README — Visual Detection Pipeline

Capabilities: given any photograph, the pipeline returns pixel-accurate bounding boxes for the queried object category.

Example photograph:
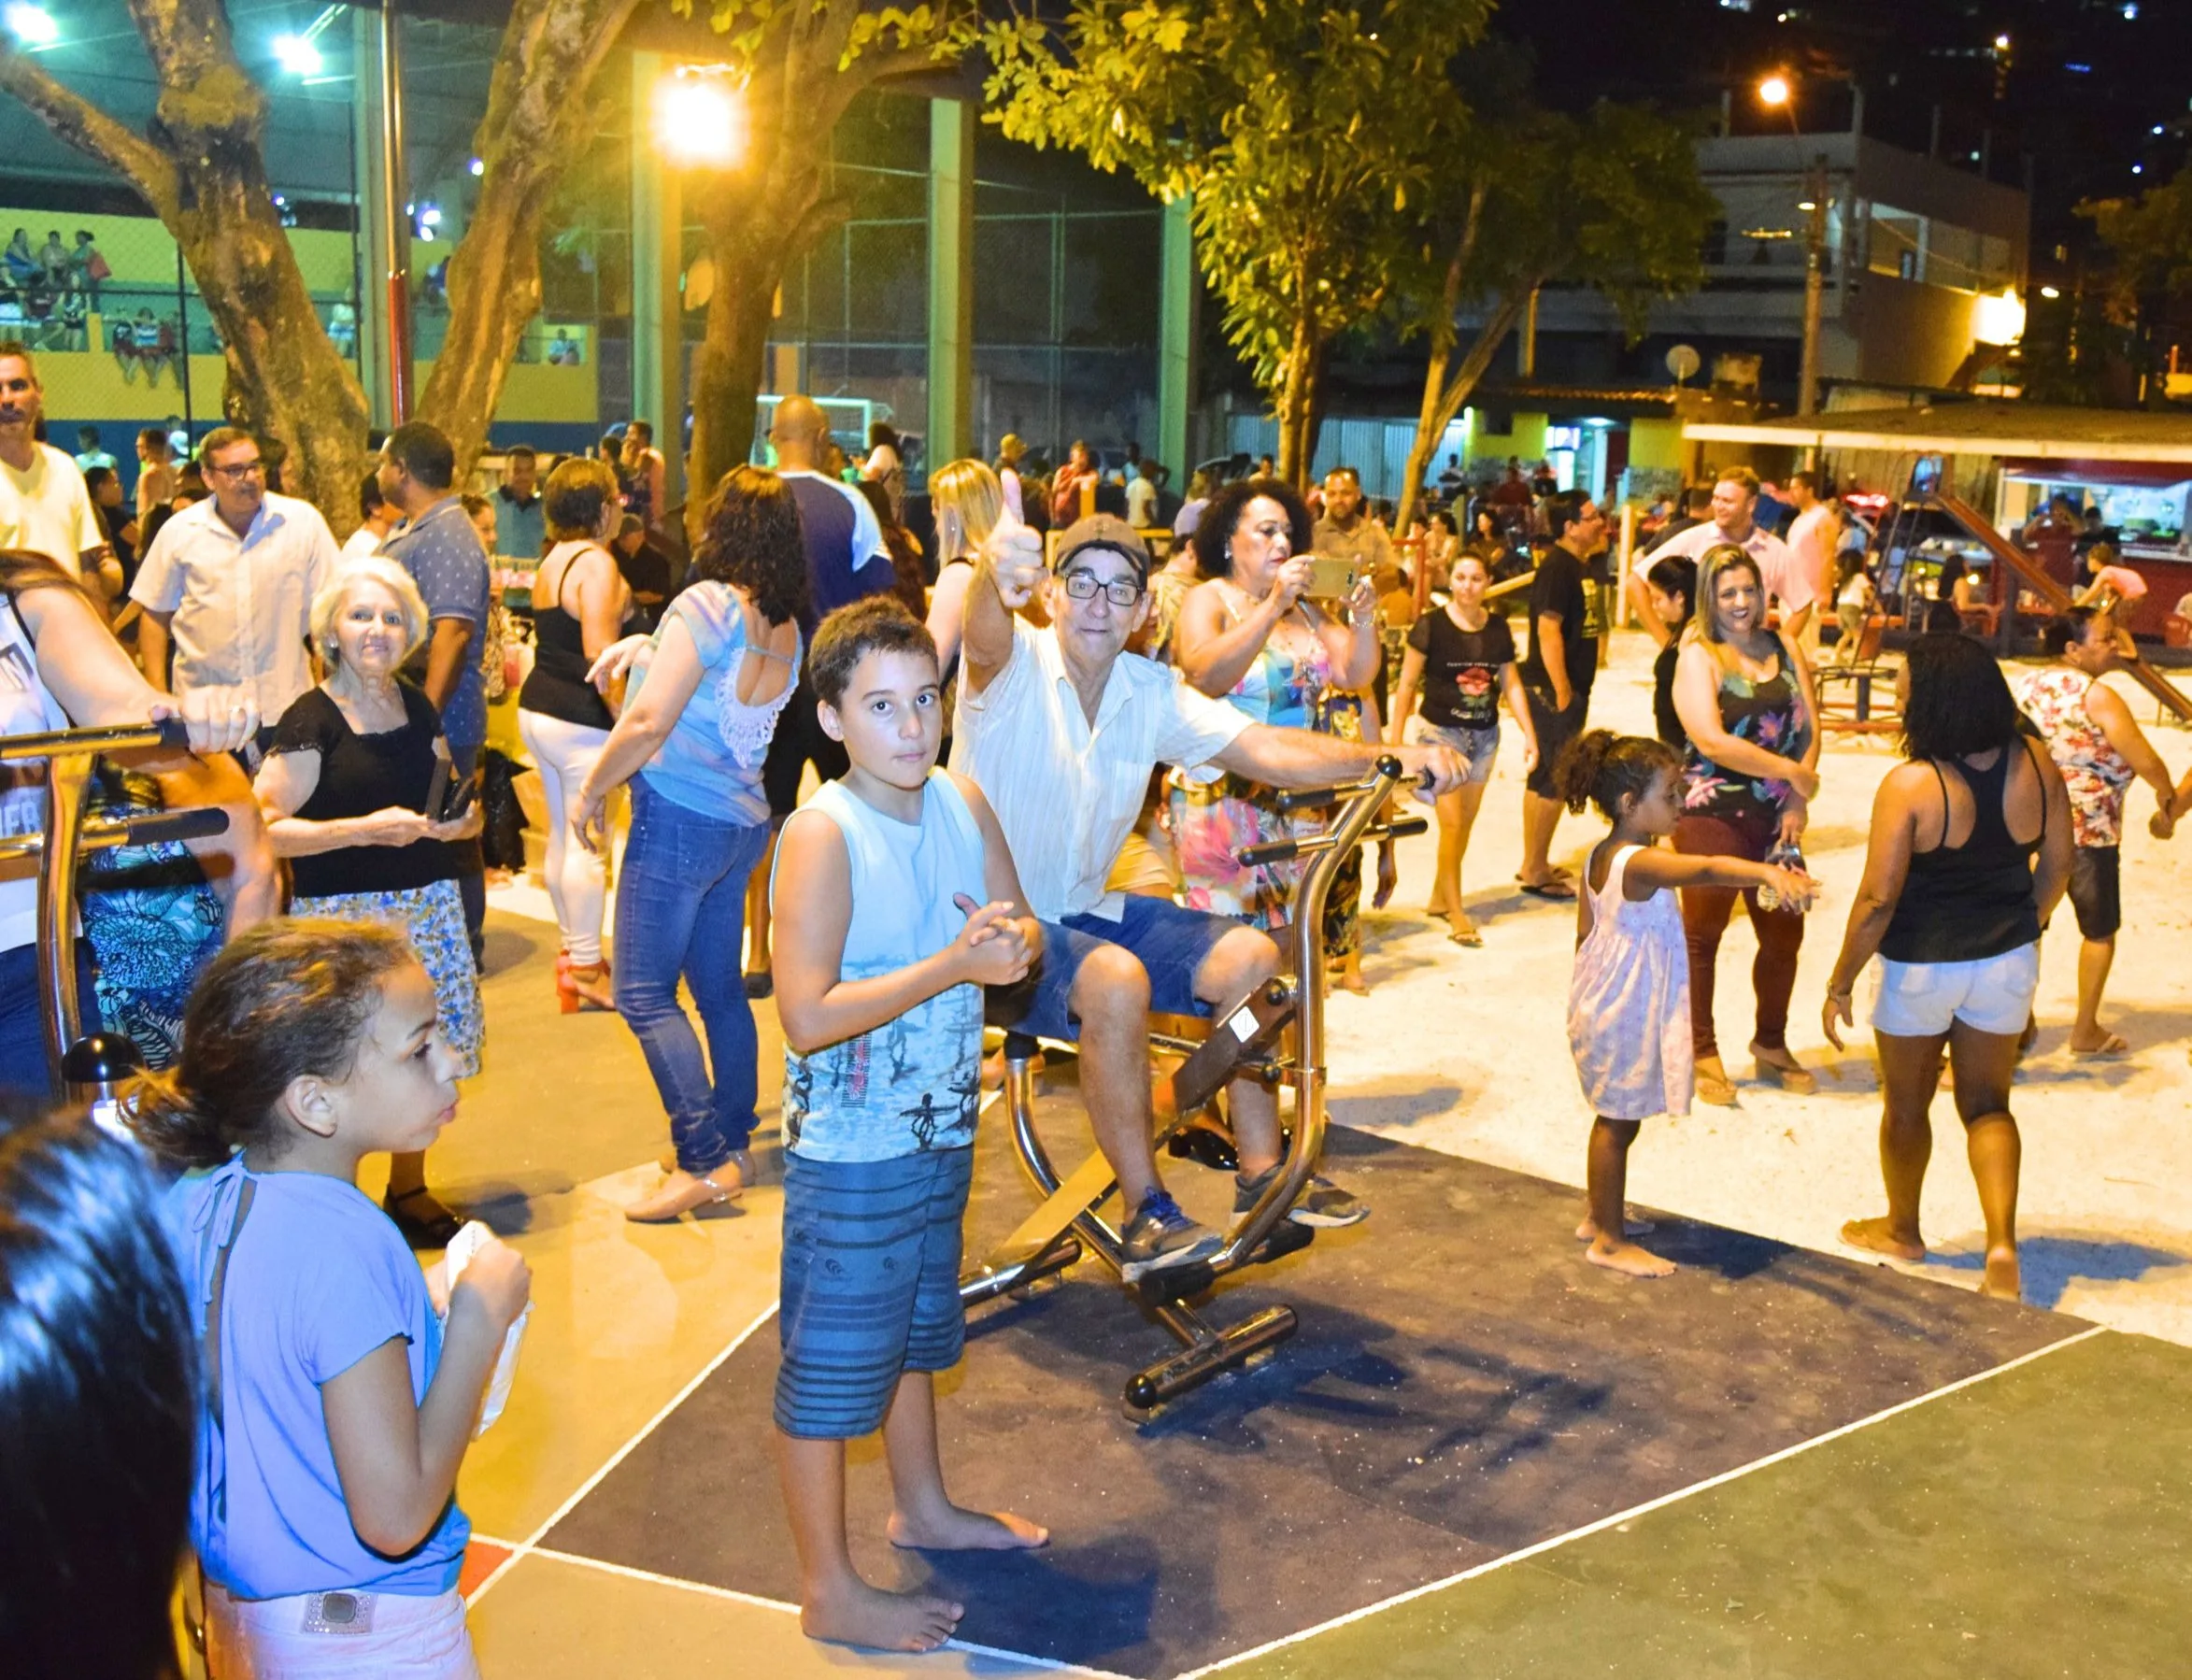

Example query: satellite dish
[1666,344,1701,385]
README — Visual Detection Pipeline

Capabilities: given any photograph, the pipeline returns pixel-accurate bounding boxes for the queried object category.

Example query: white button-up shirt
[1638,518,1815,617]
[129,491,340,719]
[952,619,1250,923]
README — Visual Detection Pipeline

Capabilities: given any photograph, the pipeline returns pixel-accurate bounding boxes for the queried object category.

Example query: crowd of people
[2,337,2186,1673]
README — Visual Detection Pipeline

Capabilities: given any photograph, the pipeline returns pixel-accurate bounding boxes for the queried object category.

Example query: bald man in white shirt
[1631,466,1815,648]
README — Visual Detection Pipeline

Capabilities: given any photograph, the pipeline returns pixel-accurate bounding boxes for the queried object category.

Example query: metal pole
[1799,154,1827,418]
[379,0,411,423]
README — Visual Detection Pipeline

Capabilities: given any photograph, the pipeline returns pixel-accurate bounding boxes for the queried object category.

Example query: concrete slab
[1207,1328,2192,1680]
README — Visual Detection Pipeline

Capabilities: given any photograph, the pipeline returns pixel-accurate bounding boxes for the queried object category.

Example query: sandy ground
[490,627,2192,1344]
[1317,629,2192,1345]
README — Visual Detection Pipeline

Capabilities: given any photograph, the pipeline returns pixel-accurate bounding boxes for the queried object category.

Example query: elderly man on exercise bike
[954,514,1464,1280]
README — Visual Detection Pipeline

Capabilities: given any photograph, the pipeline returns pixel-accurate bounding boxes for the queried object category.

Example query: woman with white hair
[253,555,484,1248]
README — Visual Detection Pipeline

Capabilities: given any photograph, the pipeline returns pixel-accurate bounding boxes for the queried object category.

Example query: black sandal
[382,1186,463,1249]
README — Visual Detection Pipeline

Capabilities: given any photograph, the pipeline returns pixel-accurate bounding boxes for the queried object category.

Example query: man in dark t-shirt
[747,393,896,993]
[1518,490,1610,897]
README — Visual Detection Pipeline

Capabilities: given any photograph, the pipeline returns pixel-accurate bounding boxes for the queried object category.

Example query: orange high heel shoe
[555,954,616,1013]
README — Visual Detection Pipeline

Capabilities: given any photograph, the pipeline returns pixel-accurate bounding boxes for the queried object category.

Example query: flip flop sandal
[2071,1034,2129,1059]
[1518,879,1575,901]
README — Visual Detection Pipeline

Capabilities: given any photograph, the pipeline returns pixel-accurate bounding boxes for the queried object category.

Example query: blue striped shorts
[775,1146,975,1439]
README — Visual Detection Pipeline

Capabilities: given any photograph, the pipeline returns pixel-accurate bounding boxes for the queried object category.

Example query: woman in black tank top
[1822,634,2073,1303]
[515,459,633,1011]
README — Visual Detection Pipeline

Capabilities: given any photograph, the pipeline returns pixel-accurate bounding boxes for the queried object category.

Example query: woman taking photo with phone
[1172,477,1381,937]
[254,557,484,1248]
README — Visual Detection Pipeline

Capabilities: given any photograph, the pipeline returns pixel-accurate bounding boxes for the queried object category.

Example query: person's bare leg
[2070,934,2120,1051]
[1842,1029,1945,1260]
[1193,927,1285,1177]
[1584,1118,1672,1277]
[1443,784,1489,939]
[745,820,783,978]
[1518,790,1564,888]
[1426,788,1463,916]
[1945,1018,2024,1300]
[1069,946,1160,1207]
[775,1430,963,1653]
[882,1373,1048,1552]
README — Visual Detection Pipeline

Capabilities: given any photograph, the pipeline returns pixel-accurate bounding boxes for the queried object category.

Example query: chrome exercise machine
[0,717,229,1100]
[961,757,1428,1411]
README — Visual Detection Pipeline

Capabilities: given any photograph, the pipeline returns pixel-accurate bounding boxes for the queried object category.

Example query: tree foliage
[980,0,1492,485]
[1389,90,1714,531]
[2082,166,2192,320]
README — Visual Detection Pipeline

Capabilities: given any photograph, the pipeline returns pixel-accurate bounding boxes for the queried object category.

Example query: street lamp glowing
[5,4,57,45]
[273,34,322,76]
[652,68,746,168]
[2040,286,2061,299]
[1758,74,1792,107]
[1973,289,2027,347]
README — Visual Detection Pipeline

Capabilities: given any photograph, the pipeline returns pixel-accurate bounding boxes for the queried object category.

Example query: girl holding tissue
[129,919,532,1679]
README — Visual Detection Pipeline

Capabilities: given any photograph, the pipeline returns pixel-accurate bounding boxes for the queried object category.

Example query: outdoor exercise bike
[0,716,230,1101]
[960,756,1428,1412]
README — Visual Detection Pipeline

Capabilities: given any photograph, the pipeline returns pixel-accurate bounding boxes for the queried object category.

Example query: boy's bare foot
[1586,1238,1675,1278]
[1576,1214,1655,1241]
[799,1578,963,1654]
[1840,1216,1926,1262]
[888,1504,1049,1552]
[1980,1246,2021,1302]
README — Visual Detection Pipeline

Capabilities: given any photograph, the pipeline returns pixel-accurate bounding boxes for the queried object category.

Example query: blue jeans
[614,778,772,1174]
[0,941,103,1100]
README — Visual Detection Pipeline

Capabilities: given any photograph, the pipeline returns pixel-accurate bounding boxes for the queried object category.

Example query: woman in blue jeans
[572,467,809,1221]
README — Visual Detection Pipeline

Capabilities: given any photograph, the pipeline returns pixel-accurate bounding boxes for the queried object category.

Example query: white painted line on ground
[1173,1325,2110,1678]
[465,1298,782,1608]
[498,1542,1136,1678]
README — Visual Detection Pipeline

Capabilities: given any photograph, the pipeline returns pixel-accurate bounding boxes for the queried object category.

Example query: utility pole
[1799,153,1828,417]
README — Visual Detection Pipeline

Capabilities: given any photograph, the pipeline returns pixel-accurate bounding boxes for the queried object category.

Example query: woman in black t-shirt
[255,556,484,1248]
[1387,551,1540,946]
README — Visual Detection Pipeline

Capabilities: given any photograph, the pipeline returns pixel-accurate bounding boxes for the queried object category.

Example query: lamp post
[1758,74,1829,419]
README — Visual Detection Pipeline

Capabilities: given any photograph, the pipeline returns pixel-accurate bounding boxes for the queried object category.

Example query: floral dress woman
[1169,591,1338,930]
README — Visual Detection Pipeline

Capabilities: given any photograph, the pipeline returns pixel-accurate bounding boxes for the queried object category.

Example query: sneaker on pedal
[1119,1189,1221,1280]
[1233,1162,1369,1229]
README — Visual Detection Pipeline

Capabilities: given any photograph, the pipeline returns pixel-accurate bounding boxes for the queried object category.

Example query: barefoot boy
[769,597,1049,1653]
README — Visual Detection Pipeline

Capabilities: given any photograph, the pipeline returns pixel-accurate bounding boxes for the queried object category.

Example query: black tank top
[517,544,616,731]
[1878,744,2043,964]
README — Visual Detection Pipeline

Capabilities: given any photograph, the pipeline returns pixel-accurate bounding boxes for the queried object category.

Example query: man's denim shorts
[992,893,1245,1043]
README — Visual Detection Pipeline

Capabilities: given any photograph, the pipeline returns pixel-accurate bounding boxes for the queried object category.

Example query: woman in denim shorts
[1386,551,1538,946]
[1821,634,2073,1303]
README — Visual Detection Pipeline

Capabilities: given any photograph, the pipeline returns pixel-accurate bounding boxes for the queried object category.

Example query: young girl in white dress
[1558,731,1815,1277]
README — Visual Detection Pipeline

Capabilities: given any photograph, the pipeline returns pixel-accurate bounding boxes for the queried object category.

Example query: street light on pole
[1758,72,1829,419]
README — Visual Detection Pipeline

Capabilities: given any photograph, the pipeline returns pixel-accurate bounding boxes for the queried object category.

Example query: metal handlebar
[1271,762,1431,813]
[0,715,189,763]
[0,804,230,866]
[1216,754,1410,1271]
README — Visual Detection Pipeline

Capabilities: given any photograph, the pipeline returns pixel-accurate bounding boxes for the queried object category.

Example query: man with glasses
[955,514,1464,1276]
[132,426,340,758]
[0,341,118,602]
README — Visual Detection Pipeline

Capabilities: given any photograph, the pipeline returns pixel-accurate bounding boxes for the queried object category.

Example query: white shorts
[206,1582,479,1678]
[1872,944,2040,1039]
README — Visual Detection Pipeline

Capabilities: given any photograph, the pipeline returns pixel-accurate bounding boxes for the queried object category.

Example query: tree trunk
[1274,308,1320,489]
[1391,288,1530,538]
[422,0,641,478]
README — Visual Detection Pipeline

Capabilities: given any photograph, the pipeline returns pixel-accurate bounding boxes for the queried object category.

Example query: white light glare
[5,5,57,45]
[468,157,484,177]
[652,69,746,168]
[2040,286,2061,299]
[419,206,442,229]
[272,34,321,76]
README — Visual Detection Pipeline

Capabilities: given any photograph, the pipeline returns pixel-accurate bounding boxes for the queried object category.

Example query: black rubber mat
[546,1116,2080,1678]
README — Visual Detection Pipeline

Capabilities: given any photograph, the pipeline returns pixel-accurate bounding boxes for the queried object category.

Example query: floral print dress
[1171,597,1337,932]
[1679,646,1810,824]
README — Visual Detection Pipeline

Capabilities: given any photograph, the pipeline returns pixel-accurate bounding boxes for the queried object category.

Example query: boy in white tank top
[767,597,1049,1654]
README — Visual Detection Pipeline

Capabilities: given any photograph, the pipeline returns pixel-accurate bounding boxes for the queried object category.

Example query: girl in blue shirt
[131,920,531,1678]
